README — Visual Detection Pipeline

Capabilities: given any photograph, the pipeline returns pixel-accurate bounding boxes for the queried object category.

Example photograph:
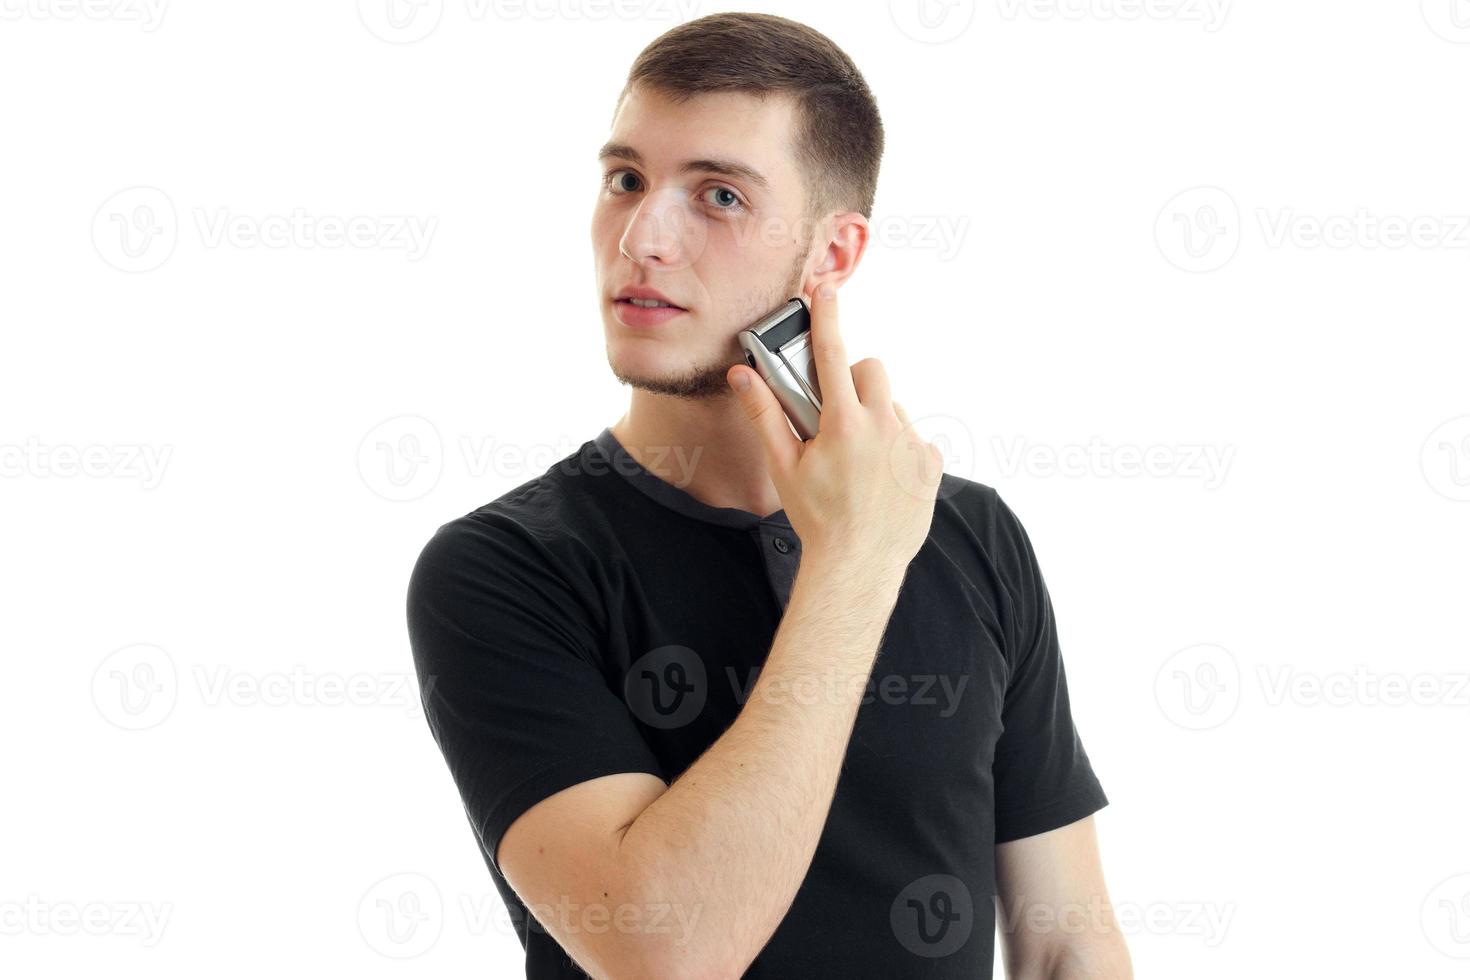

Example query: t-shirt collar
[593,427,791,531]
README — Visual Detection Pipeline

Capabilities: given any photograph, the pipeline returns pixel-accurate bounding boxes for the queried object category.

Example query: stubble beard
[607,248,809,400]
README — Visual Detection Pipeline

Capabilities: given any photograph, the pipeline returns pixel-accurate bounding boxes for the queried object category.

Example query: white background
[3,1,1469,977]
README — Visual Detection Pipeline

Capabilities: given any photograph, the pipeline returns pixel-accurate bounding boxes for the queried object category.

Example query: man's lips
[613,297,686,309]
[613,298,688,327]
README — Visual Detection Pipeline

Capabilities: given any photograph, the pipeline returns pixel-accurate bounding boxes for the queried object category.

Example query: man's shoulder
[934,470,1005,535]
[930,470,1045,585]
[411,438,612,580]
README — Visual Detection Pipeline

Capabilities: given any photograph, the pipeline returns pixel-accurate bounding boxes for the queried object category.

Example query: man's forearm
[614,547,908,977]
[1013,937,1134,980]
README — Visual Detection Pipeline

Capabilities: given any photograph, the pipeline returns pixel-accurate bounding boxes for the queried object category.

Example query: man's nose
[618,187,707,269]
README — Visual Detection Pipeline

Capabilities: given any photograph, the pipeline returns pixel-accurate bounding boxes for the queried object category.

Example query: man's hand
[726,283,944,570]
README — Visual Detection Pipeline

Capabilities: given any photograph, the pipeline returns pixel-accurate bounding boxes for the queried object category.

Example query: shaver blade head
[736,297,823,440]
[744,298,809,351]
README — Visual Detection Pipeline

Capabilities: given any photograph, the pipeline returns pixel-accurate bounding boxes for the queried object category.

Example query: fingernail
[731,370,750,392]
[818,284,835,299]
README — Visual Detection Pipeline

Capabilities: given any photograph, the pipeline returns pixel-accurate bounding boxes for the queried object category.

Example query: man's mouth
[613,297,688,327]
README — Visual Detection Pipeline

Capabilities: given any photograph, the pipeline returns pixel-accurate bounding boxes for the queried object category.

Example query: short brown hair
[617,12,885,222]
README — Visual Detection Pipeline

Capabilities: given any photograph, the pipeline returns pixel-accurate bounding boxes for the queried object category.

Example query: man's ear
[805,211,869,296]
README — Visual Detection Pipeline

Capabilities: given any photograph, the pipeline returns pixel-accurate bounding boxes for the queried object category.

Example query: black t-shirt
[406,426,1108,978]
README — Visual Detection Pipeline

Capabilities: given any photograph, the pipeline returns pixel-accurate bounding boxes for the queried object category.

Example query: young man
[407,13,1130,979]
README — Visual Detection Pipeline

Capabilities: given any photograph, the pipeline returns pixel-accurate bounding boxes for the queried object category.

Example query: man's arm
[995,816,1133,980]
[498,549,907,979]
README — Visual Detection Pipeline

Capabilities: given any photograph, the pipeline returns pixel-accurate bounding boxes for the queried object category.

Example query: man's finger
[851,358,891,409]
[728,365,800,475]
[807,285,859,416]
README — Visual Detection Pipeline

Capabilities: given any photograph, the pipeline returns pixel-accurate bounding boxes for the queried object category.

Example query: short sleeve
[987,492,1108,844]
[406,514,666,875]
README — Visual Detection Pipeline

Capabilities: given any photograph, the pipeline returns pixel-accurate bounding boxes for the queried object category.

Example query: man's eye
[702,186,746,213]
[602,169,641,193]
[601,169,746,214]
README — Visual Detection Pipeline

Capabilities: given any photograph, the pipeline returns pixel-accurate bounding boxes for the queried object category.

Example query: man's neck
[610,390,784,520]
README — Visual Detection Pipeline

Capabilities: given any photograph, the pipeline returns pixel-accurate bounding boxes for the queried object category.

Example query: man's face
[593,84,819,399]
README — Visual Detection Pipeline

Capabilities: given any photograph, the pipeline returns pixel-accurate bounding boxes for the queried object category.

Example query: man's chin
[607,355,739,399]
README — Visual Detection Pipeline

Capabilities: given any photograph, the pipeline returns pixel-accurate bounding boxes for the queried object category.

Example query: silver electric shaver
[737,297,823,440]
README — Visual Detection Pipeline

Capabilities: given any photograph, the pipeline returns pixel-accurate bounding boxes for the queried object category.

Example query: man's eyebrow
[596,141,769,190]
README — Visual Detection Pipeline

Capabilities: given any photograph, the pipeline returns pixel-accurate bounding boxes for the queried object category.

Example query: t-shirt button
[772,536,792,554]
